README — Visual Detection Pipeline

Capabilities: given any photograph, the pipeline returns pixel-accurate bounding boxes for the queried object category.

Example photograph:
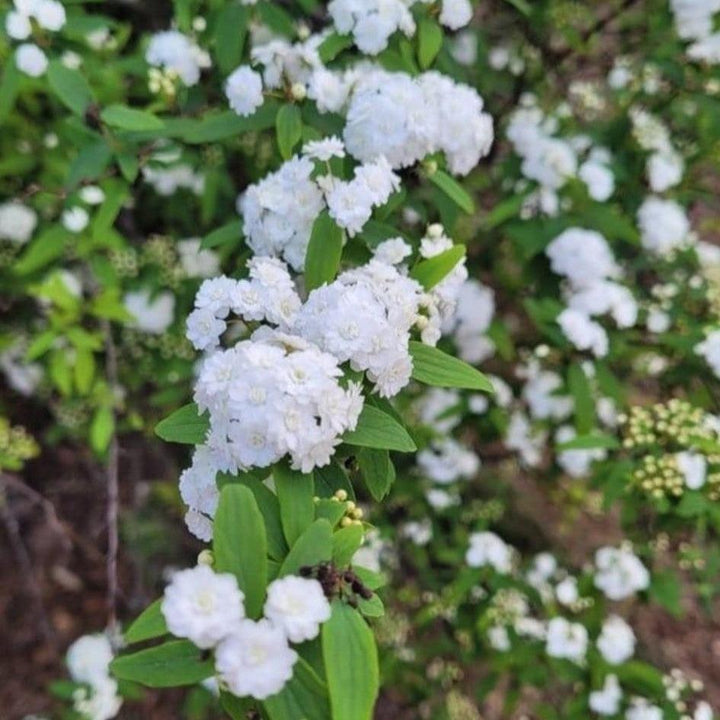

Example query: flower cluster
[161,564,331,699]
[66,634,122,720]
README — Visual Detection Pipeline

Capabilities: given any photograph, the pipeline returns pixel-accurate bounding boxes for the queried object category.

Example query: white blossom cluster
[0,201,37,244]
[636,196,692,257]
[124,289,175,335]
[670,0,720,63]
[593,545,650,601]
[145,30,211,86]
[143,164,205,196]
[66,634,122,720]
[327,0,472,55]
[237,148,399,270]
[506,99,615,216]
[7,0,65,77]
[161,564,331,700]
[344,69,493,175]
[443,278,495,364]
[546,228,638,357]
[630,107,685,193]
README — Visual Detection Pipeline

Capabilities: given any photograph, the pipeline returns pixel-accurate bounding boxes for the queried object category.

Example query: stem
[102,318,121,638]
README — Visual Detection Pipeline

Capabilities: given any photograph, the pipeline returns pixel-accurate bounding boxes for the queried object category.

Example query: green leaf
[234,476,288,561]
[201,220,242,250]
[257,1,295,35]
[90,406,114,454]
[110,640,213,688]
[214,485,268,618]
[417,18,443,69]
[155,403,209,444]
[567,364,594,435]
[101,104,165,131]
[14,227,70,275]
[648,570,681,616]
[276,104,303,160]
[221,692,255,720]
[556,433,619,451]
[676,491,708,518]
[278,519,333,577]
[615,661,665,696]
[315,499,347,527]
[74,348,95,395]
[117,153,139,182]
[427,170,474,214]
[182,103,278,143]
[273,464,315,547]
[214,4,250,74]
[357,594,384,618]
[305,211,344,290]
[263,658,330,720]
[343,405,416,453]
[314,460,355,500]
[0,59,19,124]
[322,602,379,720]
[357,448,395,501]
[332,524,364,567]
[409,245,465,290]
[67,139,112,187]
[318,32,353,63]
[124,599,168,644]
[409,341,494,392]
[47,61,94,116]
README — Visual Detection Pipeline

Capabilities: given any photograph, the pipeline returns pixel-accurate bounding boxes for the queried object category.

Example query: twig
[0,487,56,645]
[102,318,121,638]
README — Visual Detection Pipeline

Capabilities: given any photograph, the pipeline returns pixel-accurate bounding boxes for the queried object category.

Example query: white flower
[418,438,479,484]
[646,308,670,333]
[373,237,412,265]
[16,43,48,76]
[557,309,608,358]
[6,11,31,39]
[67,634,115,686]
[466,531,513,573]
[178,238,221,278]
[161,565,245,649]
[546,228,618,289]
[675,451,707,489]
[590,674,623,716]
[302,136,346,161]
[637,196,690,256]
[594,546,650,601]
[0,201,37,243]
[146,30,211,86]
[79,186,106,205]
[696,330,720,379]
[401,519,433,546]
[506,410,547,467]
[647,149,684,192]
[579,160,615,201]
[439,0,473,29]
[597,615,636,665]
[124,289,175,334]
[62,207,90,233]
[225,65,264,117]
[263,576,331,643]
[625,699,663,720]
[215,619,298,699]
[545,617,588,663]
[695,701,714,720]
[555,576,579,606]
[35,0,66,30]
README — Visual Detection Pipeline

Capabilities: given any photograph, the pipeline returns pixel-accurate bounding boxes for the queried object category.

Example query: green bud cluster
[445,690,482,720]
[632,454,685,499]
[486,588,528,626]
[0,418,39,470]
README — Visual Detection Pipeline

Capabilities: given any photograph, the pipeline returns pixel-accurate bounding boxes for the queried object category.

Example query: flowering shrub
[3,0,720,719]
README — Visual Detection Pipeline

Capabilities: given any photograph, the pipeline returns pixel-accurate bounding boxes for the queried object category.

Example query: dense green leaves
[214,4,250,74]
[343,405,416,452]
[323,602,379,720]
[214,485,268,618]
[409,341,494,392]
[110,641,213,687]
[155,403,209,444]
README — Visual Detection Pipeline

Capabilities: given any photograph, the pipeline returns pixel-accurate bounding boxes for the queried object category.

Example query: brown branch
[0,483,56,645]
